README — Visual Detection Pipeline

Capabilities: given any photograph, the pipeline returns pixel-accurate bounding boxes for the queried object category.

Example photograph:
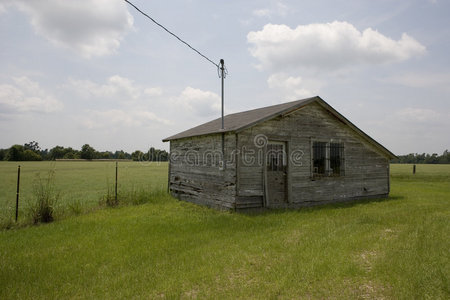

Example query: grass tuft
[67,198,83,215]
[101,183,119,207]
[27,170,60,224]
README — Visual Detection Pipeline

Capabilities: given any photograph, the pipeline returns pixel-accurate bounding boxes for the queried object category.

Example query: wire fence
[0,161,169,227]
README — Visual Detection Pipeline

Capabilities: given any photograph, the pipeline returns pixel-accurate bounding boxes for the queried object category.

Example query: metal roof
[162,96,396,159]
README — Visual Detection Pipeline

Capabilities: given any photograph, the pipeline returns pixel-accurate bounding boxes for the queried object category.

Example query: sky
[0,0,449,155]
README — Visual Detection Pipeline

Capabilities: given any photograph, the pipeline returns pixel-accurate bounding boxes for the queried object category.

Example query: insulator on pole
[220,59,225,130]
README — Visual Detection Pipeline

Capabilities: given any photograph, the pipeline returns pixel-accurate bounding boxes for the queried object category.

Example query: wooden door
[267,142,287,204]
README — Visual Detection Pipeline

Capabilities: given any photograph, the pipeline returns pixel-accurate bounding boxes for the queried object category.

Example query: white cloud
[65,75,169,129]
[252,1,288,18]
[253,9,271,18]
[247,21,426,71]
[384,72,450,90]
[9,0,133,58]
[396,107,442,123]
[80,109,171,130]
[66,75,162,102]
[0,77,63,113]
[144,87,163,97]
[267,73,318,99]
[174,87,221,117]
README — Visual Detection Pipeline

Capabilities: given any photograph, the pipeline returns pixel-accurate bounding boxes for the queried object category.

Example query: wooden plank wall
[169,132,237,209]
[238,102,390,207]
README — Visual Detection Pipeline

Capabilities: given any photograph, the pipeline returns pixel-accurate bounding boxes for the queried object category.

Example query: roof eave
[162,128,233,142]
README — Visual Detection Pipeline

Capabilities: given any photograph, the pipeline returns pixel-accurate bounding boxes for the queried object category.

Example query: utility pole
[220,59,225,130]
[219,59,226,170]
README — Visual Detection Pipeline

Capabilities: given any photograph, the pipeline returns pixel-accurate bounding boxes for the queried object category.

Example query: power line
[124,0,219,68]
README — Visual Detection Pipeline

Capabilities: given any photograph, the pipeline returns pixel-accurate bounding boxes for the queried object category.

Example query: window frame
[311,140,345,178]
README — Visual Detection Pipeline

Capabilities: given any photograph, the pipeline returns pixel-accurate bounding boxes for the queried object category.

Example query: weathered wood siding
[238,102,390,208]
[169,132,237,209]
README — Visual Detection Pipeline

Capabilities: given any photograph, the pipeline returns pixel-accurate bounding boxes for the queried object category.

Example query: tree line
[391,150,450,164]
[0,141,169,162]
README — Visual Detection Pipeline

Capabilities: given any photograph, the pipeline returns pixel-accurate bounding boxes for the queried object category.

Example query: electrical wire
[124,0,219,68]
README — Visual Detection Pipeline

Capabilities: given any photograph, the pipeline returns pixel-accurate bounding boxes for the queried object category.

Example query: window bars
[312,141,344,177]
[267,143,286,172]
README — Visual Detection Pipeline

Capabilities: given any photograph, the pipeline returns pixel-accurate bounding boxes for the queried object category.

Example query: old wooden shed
[163,96,396,210]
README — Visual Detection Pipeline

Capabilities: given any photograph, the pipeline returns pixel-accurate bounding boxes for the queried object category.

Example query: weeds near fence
[67,198,83,215]
[28,170,60,224]
[0,215,15,230]
[100,184,167,207]
[101,183,119,207]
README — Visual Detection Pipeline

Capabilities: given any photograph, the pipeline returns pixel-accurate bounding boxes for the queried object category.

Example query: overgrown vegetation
[0,164,448,299]
[28,171,59,224]
[100,184,167,208]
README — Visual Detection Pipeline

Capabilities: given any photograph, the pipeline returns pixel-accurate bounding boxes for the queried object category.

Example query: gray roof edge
[162,128,231,142]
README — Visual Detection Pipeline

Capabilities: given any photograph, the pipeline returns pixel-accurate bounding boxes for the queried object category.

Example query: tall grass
[100,184,168,207]
[28,170,60,224]
[0,164,448,298]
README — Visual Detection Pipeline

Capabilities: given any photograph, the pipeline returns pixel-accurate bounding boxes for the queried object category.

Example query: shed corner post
[235,133,240,197]
[263,143,269,207]
[167,142,172,194]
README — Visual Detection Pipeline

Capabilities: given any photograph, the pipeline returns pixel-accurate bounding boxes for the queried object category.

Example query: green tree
[81,144,96,160]
[148,147,156,161]
[131,150,144,161]
[49,146,66,160]
[5,145,24,161]
[22,149,42,161]
[0,148,6,161]
[24,141,41,153]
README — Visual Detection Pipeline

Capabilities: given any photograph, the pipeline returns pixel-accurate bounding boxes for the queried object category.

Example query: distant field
[391,163,450,178]
[0,163,449,298]
[0,161,168,223]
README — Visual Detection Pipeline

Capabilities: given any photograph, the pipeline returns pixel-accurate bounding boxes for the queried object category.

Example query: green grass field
[0,161,168,224]
[0,163,449,298]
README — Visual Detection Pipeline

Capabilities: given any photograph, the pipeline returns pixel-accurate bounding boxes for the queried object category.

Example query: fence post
[15,165,21,222]
[413,164,416,174]
[115,161,118,204]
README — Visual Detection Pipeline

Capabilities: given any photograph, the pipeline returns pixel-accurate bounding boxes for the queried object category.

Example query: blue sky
[0,0,449,154]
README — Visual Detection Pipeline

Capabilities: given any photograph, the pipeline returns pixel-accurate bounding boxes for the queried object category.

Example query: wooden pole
[220,59,225,130]
[15,165,21,222]
[413,164,416,174]
[220,59,225,170]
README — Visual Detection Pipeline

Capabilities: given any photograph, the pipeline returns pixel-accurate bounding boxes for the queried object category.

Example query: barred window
[267,143,286,171]
[312,141,344,176]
